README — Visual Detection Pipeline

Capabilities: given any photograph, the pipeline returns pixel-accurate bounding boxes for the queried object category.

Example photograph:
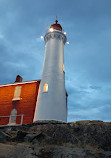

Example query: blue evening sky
[0,0,111,122]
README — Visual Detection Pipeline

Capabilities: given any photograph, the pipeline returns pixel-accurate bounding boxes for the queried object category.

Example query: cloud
[0,33,4,39]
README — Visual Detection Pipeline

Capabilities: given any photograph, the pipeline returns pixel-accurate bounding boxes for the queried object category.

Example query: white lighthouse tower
[34,20,67,122]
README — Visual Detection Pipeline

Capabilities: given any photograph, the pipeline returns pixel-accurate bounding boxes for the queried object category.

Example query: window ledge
[42,91,48,93]
[12,98,21,101]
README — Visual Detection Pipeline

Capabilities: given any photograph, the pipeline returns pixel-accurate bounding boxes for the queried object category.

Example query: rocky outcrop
[0,120,111,158]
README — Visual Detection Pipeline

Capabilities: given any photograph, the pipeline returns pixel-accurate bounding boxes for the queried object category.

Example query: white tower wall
[34,30,67,122]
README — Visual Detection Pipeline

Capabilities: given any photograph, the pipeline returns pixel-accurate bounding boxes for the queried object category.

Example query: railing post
[20,114,23,125]
[9,115,11,125]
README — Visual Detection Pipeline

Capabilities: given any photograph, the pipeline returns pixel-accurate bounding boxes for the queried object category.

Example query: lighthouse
[34,20,67,122]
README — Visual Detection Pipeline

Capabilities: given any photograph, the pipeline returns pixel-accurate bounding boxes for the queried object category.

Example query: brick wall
[0,81,40,125]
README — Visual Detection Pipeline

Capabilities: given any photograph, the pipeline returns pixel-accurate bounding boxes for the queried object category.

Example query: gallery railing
[0,114,24,127]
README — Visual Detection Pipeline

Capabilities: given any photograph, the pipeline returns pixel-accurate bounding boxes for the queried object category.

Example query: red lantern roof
[50,20,62,31]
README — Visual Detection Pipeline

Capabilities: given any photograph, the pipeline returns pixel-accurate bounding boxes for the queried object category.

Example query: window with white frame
[9,108,17,125]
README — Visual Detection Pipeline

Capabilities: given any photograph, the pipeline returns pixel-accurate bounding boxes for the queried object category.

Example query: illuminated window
[12,86,22,101]
[63,64,65,72]
[43,83,48,92]
[9,108,17,125]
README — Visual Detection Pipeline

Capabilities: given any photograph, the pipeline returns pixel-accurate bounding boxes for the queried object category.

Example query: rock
[0,120,111,157]
[24,132,45,143]
[0,131,10,143]
[12,131,27,142]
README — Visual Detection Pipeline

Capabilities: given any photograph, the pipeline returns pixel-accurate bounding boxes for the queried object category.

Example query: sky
[0,0,111,122]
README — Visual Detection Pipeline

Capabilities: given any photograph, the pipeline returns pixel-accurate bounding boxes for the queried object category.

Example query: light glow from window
[40,36,44,39]
[43,83,48,92]
[63,64,65,72]
[49,28,54,32]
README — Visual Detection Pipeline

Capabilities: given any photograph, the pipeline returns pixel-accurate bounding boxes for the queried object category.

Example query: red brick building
[0,75,40,126]
[0,75,68,126]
